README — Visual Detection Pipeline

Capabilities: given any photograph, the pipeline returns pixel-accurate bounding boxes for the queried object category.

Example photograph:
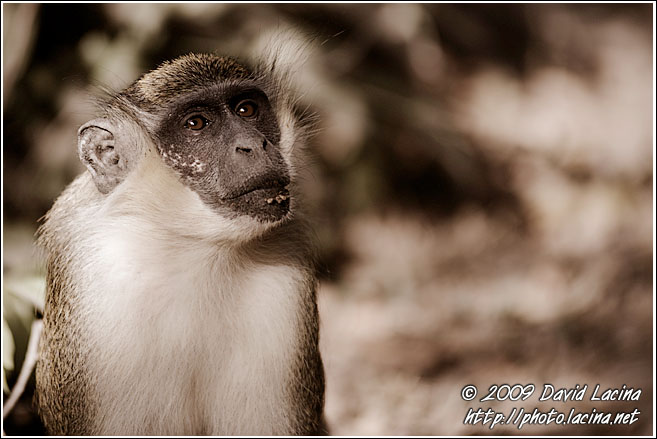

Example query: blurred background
[2,3,654,435]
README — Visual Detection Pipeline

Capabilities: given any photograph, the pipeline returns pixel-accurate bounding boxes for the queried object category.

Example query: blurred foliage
[2,221,45,433]
[3,276,44,391]
[2,3,653,435]
[3,319,14,394]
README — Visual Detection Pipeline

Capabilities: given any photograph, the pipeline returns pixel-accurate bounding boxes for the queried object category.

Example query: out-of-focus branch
[2,319,43,419]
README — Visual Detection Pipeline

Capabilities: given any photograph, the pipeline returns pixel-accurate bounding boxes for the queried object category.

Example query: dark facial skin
[154,81,291,222]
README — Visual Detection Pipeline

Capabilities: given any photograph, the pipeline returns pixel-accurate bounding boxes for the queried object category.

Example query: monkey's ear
[78,118,129,194]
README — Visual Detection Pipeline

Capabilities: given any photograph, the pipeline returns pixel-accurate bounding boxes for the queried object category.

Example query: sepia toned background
[2,3,654,435]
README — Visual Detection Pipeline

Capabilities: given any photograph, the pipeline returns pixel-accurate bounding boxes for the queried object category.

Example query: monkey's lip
[225,185,290,201]
[223,185,291,222]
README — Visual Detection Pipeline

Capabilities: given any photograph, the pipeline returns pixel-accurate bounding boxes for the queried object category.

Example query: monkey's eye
[185,115,210,131]
[235,100,258,118]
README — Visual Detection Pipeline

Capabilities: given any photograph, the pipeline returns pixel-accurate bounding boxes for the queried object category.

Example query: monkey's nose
[235,139,268,154]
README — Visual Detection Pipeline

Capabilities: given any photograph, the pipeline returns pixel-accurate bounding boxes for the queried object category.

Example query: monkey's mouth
[228,185,289,202]
[224,185,291,222]
[265,187,290,205]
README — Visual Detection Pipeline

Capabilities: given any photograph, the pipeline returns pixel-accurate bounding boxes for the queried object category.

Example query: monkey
[35,51,326,435]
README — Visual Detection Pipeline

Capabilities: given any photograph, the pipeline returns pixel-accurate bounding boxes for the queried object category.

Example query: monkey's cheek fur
[225,187,291,222]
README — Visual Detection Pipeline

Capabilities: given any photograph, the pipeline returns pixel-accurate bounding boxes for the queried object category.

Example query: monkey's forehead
[124,53,251,108]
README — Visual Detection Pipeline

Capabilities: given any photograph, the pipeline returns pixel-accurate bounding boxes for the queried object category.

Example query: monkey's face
[78,55,303,240]
[154,82,291,223]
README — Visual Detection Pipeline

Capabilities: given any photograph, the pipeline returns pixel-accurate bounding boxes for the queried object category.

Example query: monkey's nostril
[236,146,252,153]
[262,139,268,150]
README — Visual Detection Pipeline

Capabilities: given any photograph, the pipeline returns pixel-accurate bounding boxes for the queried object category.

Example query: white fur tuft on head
[250,26,314,97]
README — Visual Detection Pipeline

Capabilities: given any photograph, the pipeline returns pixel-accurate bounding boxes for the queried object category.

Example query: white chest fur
[77,219,304,435]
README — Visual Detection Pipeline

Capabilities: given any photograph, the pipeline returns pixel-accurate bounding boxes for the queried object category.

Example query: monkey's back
[36,258,95,435]
[36,175,101,434]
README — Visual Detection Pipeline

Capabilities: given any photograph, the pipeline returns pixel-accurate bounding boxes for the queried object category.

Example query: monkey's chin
[225,187,291,223]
